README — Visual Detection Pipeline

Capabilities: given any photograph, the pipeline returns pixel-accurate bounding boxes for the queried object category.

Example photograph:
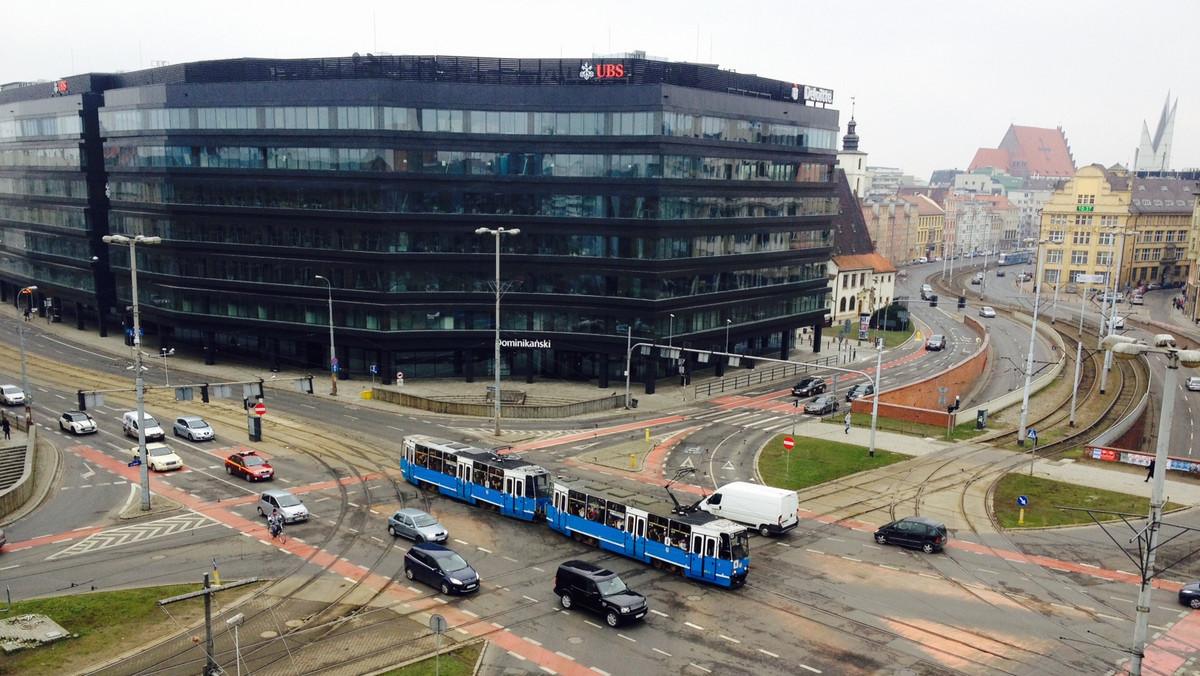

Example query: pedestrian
[2,417,9,440]
[844,410,852,434]
[1146,459,1155,482]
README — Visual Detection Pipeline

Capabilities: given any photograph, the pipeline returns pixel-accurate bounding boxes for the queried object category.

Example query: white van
[698,482,799,537]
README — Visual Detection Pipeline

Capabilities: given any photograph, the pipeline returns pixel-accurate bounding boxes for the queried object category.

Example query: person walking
[1146,459,1156,482]
[844,410,852,434]
[2,417,9,440]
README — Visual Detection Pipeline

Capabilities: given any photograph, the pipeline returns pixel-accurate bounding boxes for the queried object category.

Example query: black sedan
[1180,582,1200,609]
[791,376,826,397]
[804,394,839,415]
[845,383,875,402]
[404,543,480,595]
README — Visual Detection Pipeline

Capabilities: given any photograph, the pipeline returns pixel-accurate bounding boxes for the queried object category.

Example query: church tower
[837,98,870,199]
[1133,93,1177,173]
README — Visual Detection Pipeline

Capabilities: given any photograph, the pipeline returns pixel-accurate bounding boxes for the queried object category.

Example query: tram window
[648,514,669,543]
[473,465,487,485]
[669,523,691,550]
[586,496,606,523]
[530,473,550,498]
[415,445,429,467]
[568,492,586,517]
[428,449,442,473]
[705,538,715,557]
[488,467,503,490]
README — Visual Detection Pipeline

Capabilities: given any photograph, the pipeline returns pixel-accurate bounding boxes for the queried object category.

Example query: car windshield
[3,386,20,395]
[596,576,628,596]
[66,413,89,422]
[243,456,266,467]
[413,513,439,527]
[142,416,158,426]
[148,447,174,457]
[274,493,302,507]
[187,420,207,429]
[437,553,471,573]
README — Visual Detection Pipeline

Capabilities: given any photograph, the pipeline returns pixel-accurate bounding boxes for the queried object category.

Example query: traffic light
[929,295,938,307]
[123,308,135,346]
[957,296,966,309]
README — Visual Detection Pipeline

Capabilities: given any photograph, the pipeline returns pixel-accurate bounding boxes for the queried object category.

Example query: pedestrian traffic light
[957,296,966,309]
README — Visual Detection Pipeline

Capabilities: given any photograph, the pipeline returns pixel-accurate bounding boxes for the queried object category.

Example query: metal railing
[692,353,841,397]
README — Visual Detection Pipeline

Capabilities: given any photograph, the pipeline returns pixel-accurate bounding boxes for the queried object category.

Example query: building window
[1100,215,1119,227]
[1072,231,1092,245]
[1098,232,1115,247]
[1046,249,1063,264]
[1097,251,1113,267]
[1071,250,1089,265]
[1077,194,1095,205]
[1074,215,1092,227]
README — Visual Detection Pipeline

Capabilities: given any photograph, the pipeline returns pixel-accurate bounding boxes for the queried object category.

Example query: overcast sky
[4,1,1196,181]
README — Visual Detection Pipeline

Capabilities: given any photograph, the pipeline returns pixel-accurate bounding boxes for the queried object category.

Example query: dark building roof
[831,169,875,256]
[1130,176,1200,213]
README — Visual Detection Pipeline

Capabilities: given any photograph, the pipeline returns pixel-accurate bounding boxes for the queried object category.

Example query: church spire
[842,96,860,152]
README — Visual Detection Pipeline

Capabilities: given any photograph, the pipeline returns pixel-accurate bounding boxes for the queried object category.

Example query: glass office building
[0,54,839,388]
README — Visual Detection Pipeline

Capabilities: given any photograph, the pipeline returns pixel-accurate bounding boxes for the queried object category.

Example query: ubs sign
[579,62,626,81]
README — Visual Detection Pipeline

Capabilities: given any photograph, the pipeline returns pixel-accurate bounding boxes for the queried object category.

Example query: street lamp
[474,226,520,436]
[102,233,161,512]
[313,275,336,396]
[1099,228,1136,395]
[226,612,245,676]
[725,318,732,355]
[669,313,675,348]
[1017,238,1047,447]
[159,348,175,386]
[17,286,36,427]
[1101,334,1200,675]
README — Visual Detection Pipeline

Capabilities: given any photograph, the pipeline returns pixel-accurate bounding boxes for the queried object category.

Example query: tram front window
[723,532,750,560]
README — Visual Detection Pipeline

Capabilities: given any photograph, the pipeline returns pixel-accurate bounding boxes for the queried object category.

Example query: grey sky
[4,1,1196,181]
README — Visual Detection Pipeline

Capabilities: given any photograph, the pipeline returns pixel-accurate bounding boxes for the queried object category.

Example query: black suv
[791,376,826,397]
[845,383,875,402]
[554,560,648,627]
[874,516,949,553]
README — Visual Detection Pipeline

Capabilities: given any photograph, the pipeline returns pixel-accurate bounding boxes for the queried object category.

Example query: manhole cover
[260,630,278,639]
[285,619,304,628]
[687,595,702,602]
[567,636,584,644]
[152,555,166,561]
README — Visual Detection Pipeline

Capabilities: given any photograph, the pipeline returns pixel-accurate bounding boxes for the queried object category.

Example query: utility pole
[158,574,258,676]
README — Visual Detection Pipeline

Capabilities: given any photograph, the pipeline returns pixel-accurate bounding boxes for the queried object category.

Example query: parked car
[1147,283,1163,291]
[874,516,949,553]
[225,450,273,481]
[1180,582,1200,609]
[1129,294,1144,305]
[59,410,98,435]
[1103,315,1126,331]
[1187,377,1200,392]
[257,489,309,523]
[404,542,480,595]
[845,383,875,402]
[979,306,996,318]
[173,415,214,441]
[122,411,165,441]
[925,334,947,351]
[387,508,448,543]
[804,394,839,415]
[131,442,183,472]
[995,269,1006,277]
[791,376,826,397]
[0,385,25,406]
[554,560,648,627]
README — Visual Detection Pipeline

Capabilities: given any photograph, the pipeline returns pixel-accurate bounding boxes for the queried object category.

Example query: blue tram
[400,435,551,521]
[997,250,1034,266]
[546,478,750,588]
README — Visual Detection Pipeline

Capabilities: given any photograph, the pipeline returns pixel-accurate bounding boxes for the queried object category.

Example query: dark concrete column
[598,353,609,389]
[813,324,823,353]
[204,331,216,365]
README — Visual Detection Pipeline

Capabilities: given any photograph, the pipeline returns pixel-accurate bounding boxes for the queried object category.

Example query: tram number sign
[253,402,267,417]
[783,437,795,450]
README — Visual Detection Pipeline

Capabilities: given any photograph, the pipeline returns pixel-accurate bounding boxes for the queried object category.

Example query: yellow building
[1039,165,1134,296]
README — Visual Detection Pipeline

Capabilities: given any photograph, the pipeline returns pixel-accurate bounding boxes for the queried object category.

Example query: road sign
[128,458,141,467]
[783,437,795,450]
[1027,429,1037,441]
[1018,495,1029,506]
[370,364,378,374]
[253,402,266,416]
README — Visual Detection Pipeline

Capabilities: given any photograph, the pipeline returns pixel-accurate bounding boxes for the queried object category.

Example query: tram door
[691,532,718,580]
[504,473,524,516]
[626,508,648,557]
[456,459,473,501]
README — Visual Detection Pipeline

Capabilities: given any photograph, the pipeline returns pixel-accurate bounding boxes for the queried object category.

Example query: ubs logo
[579,62,625,81]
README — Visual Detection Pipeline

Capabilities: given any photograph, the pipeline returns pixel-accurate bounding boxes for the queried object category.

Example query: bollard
[1018,508,1025,525]
[631,454,636,469]
[645,428,650,441]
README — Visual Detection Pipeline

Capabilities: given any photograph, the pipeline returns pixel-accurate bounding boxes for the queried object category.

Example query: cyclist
[269,508,283,540]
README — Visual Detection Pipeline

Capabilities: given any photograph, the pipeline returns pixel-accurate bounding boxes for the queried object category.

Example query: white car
[1104,315,1126,331]
[1187,377,1200,392]
[979,306,996,318]
[173,415,214,441]
[131,442,184,472]
[59,411,98,435]
[0,385,25,406]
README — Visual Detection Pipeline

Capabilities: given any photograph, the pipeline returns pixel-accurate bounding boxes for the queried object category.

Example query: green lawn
[376,642,483,676]
[758,435,908,490]
[992,473,1180,528]
[836,413,987,442]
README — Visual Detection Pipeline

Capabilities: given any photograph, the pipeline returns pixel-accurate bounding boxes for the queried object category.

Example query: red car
[225,451,274,481]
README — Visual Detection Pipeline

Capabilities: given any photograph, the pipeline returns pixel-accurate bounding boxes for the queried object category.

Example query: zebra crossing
[47,512,221,560]
[691,403,819,432]
[455,428,584,446]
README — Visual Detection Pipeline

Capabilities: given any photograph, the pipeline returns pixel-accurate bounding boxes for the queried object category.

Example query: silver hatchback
[387,508,448,543]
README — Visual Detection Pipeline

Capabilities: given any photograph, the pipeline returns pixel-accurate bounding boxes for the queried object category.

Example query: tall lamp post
[103,234,161,511]
[313,275,336,396]
[18,286,37,427]
[1017,238,1047,447]
[1102,334,1200,675]
[474,226,520,436]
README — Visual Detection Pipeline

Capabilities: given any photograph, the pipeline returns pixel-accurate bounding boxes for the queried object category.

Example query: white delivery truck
[698,482,799,536]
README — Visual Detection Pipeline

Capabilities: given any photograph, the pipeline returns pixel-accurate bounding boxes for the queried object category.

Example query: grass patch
[0,583,208,676]
[993,473,1181,528]
[759,434,908,490]
[376,642,483,676]
[829,414,986,442]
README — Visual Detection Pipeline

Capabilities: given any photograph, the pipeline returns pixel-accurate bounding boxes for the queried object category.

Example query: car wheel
[922,542,936,554]
[605,611,620,627]
[559,593,573,609]
[1191,598,1200,610]
[257,506,265,517]
[440,582,451,595]
[759,524,771,537]
[875,533,887,545]
[226,465,233,475]
[404,567,415,580]
[388,525,396,537]
[245,473,254,482]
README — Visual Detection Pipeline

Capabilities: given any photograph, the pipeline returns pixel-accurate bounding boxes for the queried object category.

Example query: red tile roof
[969,125,1075,179]
[832,253,897,274]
